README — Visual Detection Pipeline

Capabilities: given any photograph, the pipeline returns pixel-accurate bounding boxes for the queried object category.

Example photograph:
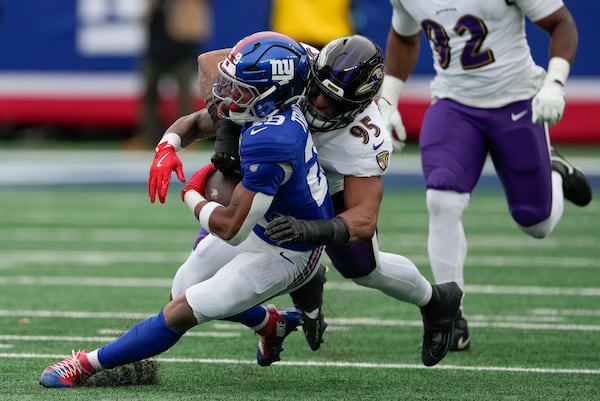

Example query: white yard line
[0,252,598,270]
[1,229,598,248]
[0,332,239,342]
[1,275,599,296]
[1,352,598,375]
[1,310,599,332]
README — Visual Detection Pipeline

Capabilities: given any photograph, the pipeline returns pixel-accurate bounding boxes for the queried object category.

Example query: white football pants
[171,231,323,324]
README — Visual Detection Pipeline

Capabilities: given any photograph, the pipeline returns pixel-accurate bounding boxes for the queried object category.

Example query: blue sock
[98,309,183,368]
[222,305,266,328]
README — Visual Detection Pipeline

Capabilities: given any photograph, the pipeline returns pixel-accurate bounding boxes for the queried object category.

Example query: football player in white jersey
[265,35,462,367]
[146,35,463,367]
[40,31,334,388]
[378,0,592,351]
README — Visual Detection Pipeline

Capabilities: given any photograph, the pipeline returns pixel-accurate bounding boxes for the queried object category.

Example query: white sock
[86,349,104,371]
[426,189,469,288]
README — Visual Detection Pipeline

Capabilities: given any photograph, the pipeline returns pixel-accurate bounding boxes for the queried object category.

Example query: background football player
[378,0,591,352]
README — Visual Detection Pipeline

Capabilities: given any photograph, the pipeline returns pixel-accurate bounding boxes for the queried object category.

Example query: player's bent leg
[515,170,564,239]
[185,236,323,365]
[184,246,322,323]
[171,234,239,299]
[289,263,328,351]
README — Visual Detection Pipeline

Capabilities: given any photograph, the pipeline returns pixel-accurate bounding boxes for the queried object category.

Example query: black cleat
[290,264,328,351]
[550,147,592,207]
[449,310,471,351]
[301,307,327,351]
[420,282,463,366]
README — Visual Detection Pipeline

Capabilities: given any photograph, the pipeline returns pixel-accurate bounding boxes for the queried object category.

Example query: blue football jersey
[239,103,334,250]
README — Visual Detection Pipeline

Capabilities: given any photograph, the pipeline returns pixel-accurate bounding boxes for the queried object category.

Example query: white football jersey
[390,0,564,108]
[311,102,393,195]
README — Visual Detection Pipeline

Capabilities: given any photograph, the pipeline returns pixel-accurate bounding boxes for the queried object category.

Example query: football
[203,170,241,206]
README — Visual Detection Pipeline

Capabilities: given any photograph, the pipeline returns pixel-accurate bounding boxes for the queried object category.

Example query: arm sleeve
[516,0,563,22]
[390,0,421,36]
[227,192,274,245]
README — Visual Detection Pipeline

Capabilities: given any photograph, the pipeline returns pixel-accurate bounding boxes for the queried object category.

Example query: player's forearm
[265,215,350,246]
[187,186,270,245]
[337,176,383,242]
[163,109,215,148]
[548,18,578,64]
[197,49,231,106]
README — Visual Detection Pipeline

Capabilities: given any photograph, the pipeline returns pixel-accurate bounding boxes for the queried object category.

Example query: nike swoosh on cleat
[511,110,528,121]
[156,153,169,168]
[372,141,384,150]
[550,156,575,175]
[455,336,470,350]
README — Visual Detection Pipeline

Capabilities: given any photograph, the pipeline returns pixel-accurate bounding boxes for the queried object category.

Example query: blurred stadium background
[0,4,599,399]
[0,0,598,145]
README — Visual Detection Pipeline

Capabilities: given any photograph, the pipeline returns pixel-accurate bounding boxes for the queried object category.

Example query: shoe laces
[47,350,89,378]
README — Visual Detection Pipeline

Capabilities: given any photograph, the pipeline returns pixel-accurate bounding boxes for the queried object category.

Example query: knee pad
[427,168,470,193]
[519,218,553,239]
[515,171,564,238]
[511,205,549,231]
[426,189,470,217]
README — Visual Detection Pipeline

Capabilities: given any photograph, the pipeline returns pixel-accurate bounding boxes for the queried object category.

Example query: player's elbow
[216,218,254,245]
[221,225,249,246]
[363,220,378,239]
[214,223,242,242]
[349,217,377,241]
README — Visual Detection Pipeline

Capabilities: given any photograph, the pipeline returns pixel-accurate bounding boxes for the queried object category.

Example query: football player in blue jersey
[146,35,463,368]
[40,31,334,388]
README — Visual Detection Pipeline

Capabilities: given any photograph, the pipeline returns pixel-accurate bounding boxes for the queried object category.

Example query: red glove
[148,142,186,204]
[181,163,217,202]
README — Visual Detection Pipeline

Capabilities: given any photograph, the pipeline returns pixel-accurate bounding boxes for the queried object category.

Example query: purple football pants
[420,98,553,227]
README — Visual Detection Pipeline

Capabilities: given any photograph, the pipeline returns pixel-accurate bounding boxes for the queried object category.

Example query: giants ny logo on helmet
[270,58,295,82]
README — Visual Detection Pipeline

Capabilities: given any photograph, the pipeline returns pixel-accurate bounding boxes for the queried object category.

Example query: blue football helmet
[304,35,385,132]
[213,31,311,124]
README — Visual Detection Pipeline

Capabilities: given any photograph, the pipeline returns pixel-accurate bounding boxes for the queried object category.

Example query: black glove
[209,102,242,178]
[211,151,241,178]
[265,215,350,246]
